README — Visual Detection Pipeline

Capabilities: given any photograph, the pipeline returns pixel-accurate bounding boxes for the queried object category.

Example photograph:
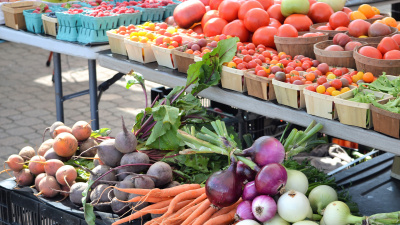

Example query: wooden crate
[151,44,177,69]
[334,90,393,129]
[42,14,58,37]
[244,71,275,100]
[106,31,127,56]
[172,48,195,74]
[1,1,39,30]
[274,33,329,59]
[371,97,400,138]
[220,66,246,93]
[354,44,400,77]
[272,79,311,109]
[124,38,156,63]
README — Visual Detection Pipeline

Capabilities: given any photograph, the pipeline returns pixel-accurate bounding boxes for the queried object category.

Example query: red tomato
[244,8,270,32]
[277,24,298,37]
[392,34,400,45]
[331,79,342,89]
[377,37,400,55]
[316,25,332,30]
[222,20,250,42]
[204,18,228,37]
[329,11,350,30]
[335,26,348,31]
[199,0,209,6]
[284,14,313,32]
[218,0,240,22]
[348,19,370,37]
[201,10,219,28]
[308,2,334,23]
[173,0,206,29]
[267,4,284,23]
[172,36,182,44]
[238,0,263,20]
[269,18,282,29]
[192,24,203,34]
[359,46,383,59]
[255,0,273,10]
[384,50,400,59]
[252,26,277,48]
[209,0,223,10]
[317,76,327,85]
[342,7,352,14]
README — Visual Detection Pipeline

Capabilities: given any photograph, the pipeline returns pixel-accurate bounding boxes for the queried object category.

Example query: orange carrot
[210,199,242,219]
[181,199,211,225]
[203,207,237,225]
[112,199,173,225]
[152,187,205,222]
[192,206,219,225]
[113,184,201,197]
[160,200,205,225]
[121,196,173,203]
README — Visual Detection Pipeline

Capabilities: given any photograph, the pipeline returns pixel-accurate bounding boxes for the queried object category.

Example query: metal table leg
[88,59,99,130]
[53,52,64,123]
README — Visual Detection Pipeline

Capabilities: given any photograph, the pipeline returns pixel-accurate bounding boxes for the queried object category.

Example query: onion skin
[263,214,290,225]
[236,220,260,225]
[242,181,258,201]
[292,221,319,225]
[252,195,277,222]
[237,160,256,182]
[308,185,338,214]
[323,201,364,225]
[277,190,310,223]
[205,161,243,207]
[255,163,287,195]
[236,201,256,220]
[242,136,285,168]
[285,169,308,194]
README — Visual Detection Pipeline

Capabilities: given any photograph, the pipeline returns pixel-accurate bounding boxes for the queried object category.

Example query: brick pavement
[0,42,158,180]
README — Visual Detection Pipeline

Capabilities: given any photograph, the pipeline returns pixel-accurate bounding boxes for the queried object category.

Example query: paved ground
[0,42,158,180]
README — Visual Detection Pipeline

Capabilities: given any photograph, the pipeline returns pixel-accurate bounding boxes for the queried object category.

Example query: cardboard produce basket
[106,31,127,56]
[244,71,275,100]
[334,89,393,129]
[1,1,40,30]
[220,66,246,93]
[124,38,156,63]
[151,44,177,69]
[272,79,311,109]
[303,89,338,120]
[172,47,195,74]
[371,97,400,138]
[42,14,58,36]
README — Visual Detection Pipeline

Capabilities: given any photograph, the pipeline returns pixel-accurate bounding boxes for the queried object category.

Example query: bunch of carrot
[111,184,241,225]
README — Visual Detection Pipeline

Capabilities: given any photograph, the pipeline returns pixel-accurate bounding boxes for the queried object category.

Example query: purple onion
[242,136,285,168]
[242,181,258,201]
[205,161,243,207]
[236,201,256,221]
[236,161,256,182]
[252,195,277,222]
[255,163,287,196]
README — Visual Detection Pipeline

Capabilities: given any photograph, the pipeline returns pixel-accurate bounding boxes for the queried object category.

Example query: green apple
[280,0,310,17]
[318,0,346,12]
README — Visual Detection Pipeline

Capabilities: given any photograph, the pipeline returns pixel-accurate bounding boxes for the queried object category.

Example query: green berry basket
[117,12,142,26]
[23,9,44,34]
[57,25,80,42]
[55,11,82,27]
[133,6,165,22]
[80,14,119,30]
[78,27,108,43]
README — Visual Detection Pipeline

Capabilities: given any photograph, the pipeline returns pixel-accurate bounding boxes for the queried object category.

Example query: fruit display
[32,3,52,13]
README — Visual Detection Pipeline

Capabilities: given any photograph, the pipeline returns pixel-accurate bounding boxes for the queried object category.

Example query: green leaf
[125,71,144,89]
[152,105,181,125]
[82,180,95,225]
[133,111,145,131]
[186,60,204,87]
[90,128,110,138]
[184,154,210,173]
[211,37,240,66]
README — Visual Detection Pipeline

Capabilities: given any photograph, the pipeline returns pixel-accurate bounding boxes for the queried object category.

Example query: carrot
[203,207,237,225]
[181,199,211,225]
[210,199,242,219]
[112,199,173,225]
[113,184,201,197]
[192,205,219,225]
[152,187,205,222]
[121,196,173,203]
[160,200,205,225]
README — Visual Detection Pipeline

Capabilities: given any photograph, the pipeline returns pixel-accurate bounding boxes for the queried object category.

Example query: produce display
[4,0,400,224]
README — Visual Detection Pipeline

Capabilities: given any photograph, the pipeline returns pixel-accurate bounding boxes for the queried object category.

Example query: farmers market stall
[5,0,400,225]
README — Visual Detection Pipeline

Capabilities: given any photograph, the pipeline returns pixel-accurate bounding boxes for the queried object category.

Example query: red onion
[237,161,256,182]
[242,136,285,168]
[205,161,243,207]
[252,195,277,222]
[255,163,287,196]
[242,181,258,201]
[236,201,256,221]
